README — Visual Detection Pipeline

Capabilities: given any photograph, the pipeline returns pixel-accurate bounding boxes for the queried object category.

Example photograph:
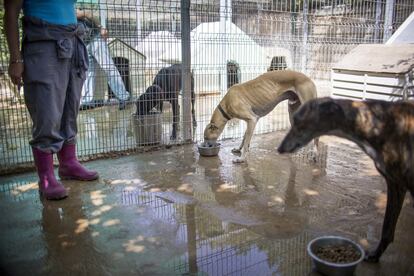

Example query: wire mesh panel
[0,0,413,173]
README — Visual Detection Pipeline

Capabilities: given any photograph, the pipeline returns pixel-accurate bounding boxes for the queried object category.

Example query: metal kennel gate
[0,0,413,174]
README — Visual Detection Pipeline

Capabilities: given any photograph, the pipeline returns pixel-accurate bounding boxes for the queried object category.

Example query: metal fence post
[374,0,382,41]
[135,0,142,40]
[383,0,395,43]
[219,0,231,95]
[181,0,192,141]
[301,0,309,73]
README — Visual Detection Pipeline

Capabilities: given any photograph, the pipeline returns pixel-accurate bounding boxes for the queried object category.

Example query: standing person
[76,0,130,110]
[4,0,99,200]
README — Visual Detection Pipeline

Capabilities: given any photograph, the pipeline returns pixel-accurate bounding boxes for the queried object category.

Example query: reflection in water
[0,137,326,275]
[3,135,413,275]
[186,204,198,274]
[199,156,313,274]
[40,198,108,275]
[118,149,325,275]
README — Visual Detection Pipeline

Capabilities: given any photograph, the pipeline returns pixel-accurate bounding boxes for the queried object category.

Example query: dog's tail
[291,78,320,156]
[288,79,317,117]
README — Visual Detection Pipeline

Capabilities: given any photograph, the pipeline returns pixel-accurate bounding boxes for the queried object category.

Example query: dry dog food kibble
[315,245,361,263]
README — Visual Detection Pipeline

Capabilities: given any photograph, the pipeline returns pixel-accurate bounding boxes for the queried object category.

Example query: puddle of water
[0,133,413,275]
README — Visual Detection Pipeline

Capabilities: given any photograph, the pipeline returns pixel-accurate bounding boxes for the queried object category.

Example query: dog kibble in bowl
[315,244,361,263]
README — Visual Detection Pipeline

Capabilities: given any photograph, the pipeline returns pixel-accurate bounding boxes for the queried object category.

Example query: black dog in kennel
[135,64,196,139]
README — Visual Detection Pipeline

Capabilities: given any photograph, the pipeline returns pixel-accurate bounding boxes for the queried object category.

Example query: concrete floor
[1,133,414,276]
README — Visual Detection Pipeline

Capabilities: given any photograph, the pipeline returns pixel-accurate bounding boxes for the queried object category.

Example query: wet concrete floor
[1,132,414,276]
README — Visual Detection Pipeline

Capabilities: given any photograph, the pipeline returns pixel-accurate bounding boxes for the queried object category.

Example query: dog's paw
[231,148,241,154]
[364,251,380,263]
[232,158,245,164]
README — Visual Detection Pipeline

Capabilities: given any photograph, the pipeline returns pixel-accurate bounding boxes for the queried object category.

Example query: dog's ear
[319,99,344,118]
[293,99,317,123]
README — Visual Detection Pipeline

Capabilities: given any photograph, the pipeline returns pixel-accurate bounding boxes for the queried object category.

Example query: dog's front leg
[365,182,406,262]
[158,100,164,112]
[192,108,197,128]
[232,136,245,154]
[307,137,320,163]
[191,87,197,128]
[233,118,257,164]
[170,98,179,140]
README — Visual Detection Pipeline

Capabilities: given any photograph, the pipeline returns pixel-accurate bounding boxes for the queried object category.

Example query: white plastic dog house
[262,47,293,71]
[386,11,414,45]
[93,38,147,101]
[137,31,181,69]
[109,39,147,98]
[190,21,269,95]
[140,22,292,96]
[331,44,414,101]
[136,31,182,89]
[156,22,281,96]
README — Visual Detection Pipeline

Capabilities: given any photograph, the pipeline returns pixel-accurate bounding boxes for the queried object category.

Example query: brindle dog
[278,97,414,262]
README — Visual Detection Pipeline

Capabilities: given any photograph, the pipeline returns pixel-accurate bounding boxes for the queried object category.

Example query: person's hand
[100,27,108,40]
[8,62,24,87]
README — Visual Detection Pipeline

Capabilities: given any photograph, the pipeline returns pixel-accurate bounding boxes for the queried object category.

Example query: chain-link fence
[1,0,413,174]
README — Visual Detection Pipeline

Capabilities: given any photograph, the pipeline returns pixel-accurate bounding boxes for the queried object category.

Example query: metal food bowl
[197,142,220,157]
[307,236,365,276]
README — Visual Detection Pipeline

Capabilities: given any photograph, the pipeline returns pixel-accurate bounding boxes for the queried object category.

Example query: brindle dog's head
[278,97,345,153]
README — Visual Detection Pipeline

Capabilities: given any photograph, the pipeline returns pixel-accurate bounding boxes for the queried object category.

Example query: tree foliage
[0,3,23,73]
[0,7,9,71]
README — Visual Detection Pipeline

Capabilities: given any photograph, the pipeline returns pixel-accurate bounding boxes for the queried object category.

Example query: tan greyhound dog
[204,70,318,163]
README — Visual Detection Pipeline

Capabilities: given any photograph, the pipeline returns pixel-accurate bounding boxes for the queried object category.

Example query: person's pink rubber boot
[32,148,68,200]
[57,144,99,181]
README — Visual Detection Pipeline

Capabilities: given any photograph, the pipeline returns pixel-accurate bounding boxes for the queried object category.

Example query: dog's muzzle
[204,139,218,146]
